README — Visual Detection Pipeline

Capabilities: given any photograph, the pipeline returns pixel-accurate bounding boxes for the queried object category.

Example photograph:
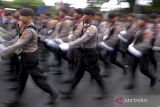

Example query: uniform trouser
[128,53,155,84]
[67,48,79,71]
[107,48,126,71]
[10,53,20,75]
[148,50,157,71]
[69,48,105,92]
[118,41,130,65]
[98,48,110,69]
[16,52,54,97]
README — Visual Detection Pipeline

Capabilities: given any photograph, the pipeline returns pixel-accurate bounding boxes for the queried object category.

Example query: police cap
[83,8,95,16]
[19,8,34,17]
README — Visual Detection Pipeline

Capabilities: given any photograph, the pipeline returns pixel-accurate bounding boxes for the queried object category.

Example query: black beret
[19,8,34,17]
[95,12,103,17]
[149,13,158,19]
[140,15,149,21]
[60,8,68,14]
[108,13,116,19]
[83,8,95,16]
[75,8,83,15]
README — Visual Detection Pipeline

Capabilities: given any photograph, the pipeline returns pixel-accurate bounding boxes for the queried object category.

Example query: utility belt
[19,50,39,69]
[78,48,97,53]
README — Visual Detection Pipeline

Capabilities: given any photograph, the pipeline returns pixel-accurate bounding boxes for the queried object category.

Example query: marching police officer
[126,15,157,89]
[59,8,106,99]
[0,8,58,105]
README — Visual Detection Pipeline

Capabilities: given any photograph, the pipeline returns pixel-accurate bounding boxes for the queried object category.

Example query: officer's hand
[103,35,108,40]
[59,43,69,51]
[0,44,6,59]
[0,37,6,43]
[55,38,64,44]
[0,44,6,52]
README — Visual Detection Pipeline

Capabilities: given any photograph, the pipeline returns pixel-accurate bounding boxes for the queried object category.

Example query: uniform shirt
[61,20,84,43]
[56,19,73,38]
[68,24,98,49]
[49,18,73,39]
[102,23,120,49]
[0,24,38,59]
[133,28,154,54]
[21,28,38,53]
[96,21,108,42]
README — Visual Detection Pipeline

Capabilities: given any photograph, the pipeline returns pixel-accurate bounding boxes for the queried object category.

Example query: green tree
[2,0,44,9]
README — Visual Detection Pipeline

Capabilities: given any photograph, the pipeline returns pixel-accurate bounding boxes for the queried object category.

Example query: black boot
[150,76,157,87]
[59,89,72,99]
[94,89,107,99]
[46,92,58,105]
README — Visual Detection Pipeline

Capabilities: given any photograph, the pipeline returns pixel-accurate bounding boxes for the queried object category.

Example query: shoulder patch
[63,21,69,26]
[86,27,93,33]
[20,31,28,38]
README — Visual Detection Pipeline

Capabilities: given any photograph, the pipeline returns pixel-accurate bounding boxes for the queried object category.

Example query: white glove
[103,35,108,40]
[0,37,6,43]
[0,44,6,51]
[128,44,142,58]
[99,42,114,51]
[55,38,64,44]
[59,43,70,51]
[47,39,56,46]
[44,38,50,42]
[68,34,73,39]
[120,30,127,35]
[0,44,6,58]
[48,30,53,34]
[152,46,160,51]
[38,34,43,38]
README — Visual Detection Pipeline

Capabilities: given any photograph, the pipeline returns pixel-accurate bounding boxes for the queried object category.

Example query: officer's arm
[57,20,73,38]
[61,22,83,42]
[71,22,84,40]
[3,36,19,46]
[48,22,62,39]
[68,26,96,47]
[0,30,33,57]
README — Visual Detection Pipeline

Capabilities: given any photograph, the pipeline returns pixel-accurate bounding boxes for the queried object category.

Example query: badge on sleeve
[86,27,93,33]
[20,31,28,38]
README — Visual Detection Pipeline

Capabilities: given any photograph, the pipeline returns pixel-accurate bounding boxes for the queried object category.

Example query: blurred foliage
[1,0,44,9]
[47,6,58,14]
[0,0,159,14]
[0,0,59,14]
[145,0,160,13]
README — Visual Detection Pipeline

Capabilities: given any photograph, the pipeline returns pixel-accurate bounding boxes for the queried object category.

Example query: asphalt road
[0,51,160,107]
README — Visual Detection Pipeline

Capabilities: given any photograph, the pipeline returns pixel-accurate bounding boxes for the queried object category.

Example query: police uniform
[60,17,106,98]
[94,20,111,76]
[0,23,57,103]
[99,21,127,75]
[126,27,156,89]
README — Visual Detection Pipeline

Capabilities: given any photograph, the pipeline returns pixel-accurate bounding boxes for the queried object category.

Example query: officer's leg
[70,58,86,91]
[61,49,76,83]
[85,52,106,99]
[5,54,19,82]
[139,55,156,87]
[3,69,29,105]
[99,49,111,77]
[60,54,86,98]
[109,49,127,75]
[29,67,58,103]
[16,68,29,97]
[149,51,157,72]
[125,54,139,89]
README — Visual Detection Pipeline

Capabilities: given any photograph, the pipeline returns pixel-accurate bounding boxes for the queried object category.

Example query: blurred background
[0,0,159,15]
